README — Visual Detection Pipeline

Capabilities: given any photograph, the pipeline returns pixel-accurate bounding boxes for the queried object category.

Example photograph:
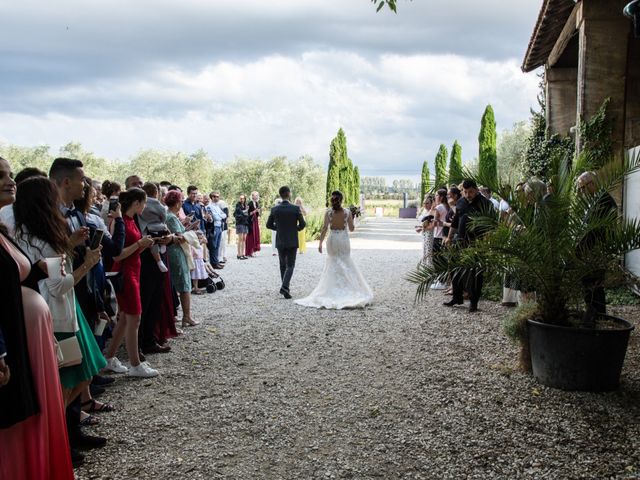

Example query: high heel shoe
[181,317,200,327]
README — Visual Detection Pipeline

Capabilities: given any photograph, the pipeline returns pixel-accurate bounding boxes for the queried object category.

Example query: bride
[295,190,373,309]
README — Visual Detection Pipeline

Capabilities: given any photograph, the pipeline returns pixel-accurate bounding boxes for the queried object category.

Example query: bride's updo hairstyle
[330,190,343,211]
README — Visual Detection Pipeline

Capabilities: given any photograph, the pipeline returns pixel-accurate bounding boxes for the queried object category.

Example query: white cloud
[0,50,539,178]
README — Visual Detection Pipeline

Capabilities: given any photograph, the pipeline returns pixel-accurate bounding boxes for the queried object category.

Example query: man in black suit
[266,186,306,299]
[443,178,495,313]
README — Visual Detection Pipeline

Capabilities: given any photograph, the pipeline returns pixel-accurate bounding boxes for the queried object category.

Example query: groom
[266,186,306,299]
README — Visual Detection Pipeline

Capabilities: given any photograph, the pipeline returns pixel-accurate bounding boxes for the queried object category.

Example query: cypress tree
[448,140,463,185]
[434,144,448,189]
[353,166,361,206]
[420,160,430,202]
[478,105,498,186]
[326,135,341,205]
[340,159,353,204]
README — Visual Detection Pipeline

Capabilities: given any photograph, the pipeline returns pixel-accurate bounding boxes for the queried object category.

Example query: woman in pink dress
[0,157,74,480]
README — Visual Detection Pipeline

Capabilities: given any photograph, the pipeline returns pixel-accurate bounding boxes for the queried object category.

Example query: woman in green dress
[164,190,198,327]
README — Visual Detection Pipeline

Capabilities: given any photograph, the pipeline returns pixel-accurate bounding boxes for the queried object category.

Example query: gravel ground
[76,218,640,480]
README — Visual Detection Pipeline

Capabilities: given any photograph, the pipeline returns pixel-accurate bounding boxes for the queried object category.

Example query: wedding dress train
[295,209,373,309]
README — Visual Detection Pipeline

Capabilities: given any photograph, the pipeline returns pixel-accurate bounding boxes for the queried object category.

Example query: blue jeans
[209,225,222,263]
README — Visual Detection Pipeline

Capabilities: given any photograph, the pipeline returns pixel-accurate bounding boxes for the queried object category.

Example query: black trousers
[452,269,484,306]
[139,249,161,348]
[277,247,297,291]
[583,270,606,316]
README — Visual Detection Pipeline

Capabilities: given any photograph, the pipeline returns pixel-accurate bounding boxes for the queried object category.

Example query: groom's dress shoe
[280,288,292,299]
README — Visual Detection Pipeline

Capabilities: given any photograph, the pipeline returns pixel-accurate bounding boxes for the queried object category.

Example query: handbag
[57,336,83,368]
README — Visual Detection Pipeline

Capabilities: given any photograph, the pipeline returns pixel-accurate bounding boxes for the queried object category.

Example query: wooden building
[522,0,640,160]
[522,0,640,274]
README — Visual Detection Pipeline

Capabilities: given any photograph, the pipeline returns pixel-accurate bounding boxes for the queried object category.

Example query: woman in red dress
[0,157,74,480]
[103,188,158,378]
[245,191,261,257]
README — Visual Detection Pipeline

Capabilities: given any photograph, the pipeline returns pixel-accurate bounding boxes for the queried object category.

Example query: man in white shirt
[205,191,227,267]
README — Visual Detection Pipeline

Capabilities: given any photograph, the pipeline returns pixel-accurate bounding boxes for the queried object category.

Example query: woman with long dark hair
[234,194,250,260]
[295,190,373,309]
[103,188,158,378]
[15,177,105,404]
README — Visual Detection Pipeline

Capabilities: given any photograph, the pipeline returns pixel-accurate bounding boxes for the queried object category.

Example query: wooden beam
[548,3,580,67]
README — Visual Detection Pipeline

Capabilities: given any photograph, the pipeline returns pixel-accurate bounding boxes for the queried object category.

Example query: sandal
[181,317,200,327]
[81,398,115,413]
[80,412,100,426]
[191,289,206,295]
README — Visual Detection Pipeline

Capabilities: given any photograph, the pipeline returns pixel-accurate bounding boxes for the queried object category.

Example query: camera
[108,198,119,211]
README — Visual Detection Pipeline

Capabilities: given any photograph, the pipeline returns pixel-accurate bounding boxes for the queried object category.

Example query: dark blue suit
[266,200,306,291]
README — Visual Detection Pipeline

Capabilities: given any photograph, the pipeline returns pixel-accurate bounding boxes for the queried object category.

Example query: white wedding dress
[295,208,373,309]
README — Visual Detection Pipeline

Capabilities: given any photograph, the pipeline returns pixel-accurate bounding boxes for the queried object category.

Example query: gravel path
[76,218,640,480]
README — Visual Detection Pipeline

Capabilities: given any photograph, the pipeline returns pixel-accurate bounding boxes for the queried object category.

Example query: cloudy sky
[0,0,542,179]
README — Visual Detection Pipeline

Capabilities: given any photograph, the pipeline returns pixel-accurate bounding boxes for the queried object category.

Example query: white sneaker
[103,357,128,374]
[431,282,447,290]
[128,362,159,378]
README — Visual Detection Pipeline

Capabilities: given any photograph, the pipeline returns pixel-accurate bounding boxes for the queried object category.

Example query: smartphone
[90,229,104,250]
[109,198,119,211]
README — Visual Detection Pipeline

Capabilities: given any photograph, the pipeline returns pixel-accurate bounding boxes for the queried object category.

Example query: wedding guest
[206,191,226,268]
[191,231,208,294]
[103,188,159,378]
[165,190,199,327]
[72,178,126,403]
[576,171,617,324]
[138,182,170,273]
[245,191,261,257]
[271,198,282,256]
[91,179,104,215]
[443,179,494,313]
[183,185,205,231]
[295,197,308,254]
[0,167,47,236]
[100,180,121,226]
[29,178,115,425]
[234,194,250,260]
[431,189,449,289]
[73,179,125,337]
[138,222,176,355]
[0,157,75,477]
[124,175,143,189]
[416,195,436,266]
[217,196,230,263]
[15,177,105,404]
[49,157,109,455]
[480,186,500,210]
[442,186,461,295]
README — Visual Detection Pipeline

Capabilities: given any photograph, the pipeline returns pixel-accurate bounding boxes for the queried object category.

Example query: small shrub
[504,301,540,372]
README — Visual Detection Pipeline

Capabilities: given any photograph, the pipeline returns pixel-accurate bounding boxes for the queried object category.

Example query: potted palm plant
[408,153,640,391]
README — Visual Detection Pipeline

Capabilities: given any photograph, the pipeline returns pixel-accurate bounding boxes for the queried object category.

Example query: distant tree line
[0,141,326,207]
